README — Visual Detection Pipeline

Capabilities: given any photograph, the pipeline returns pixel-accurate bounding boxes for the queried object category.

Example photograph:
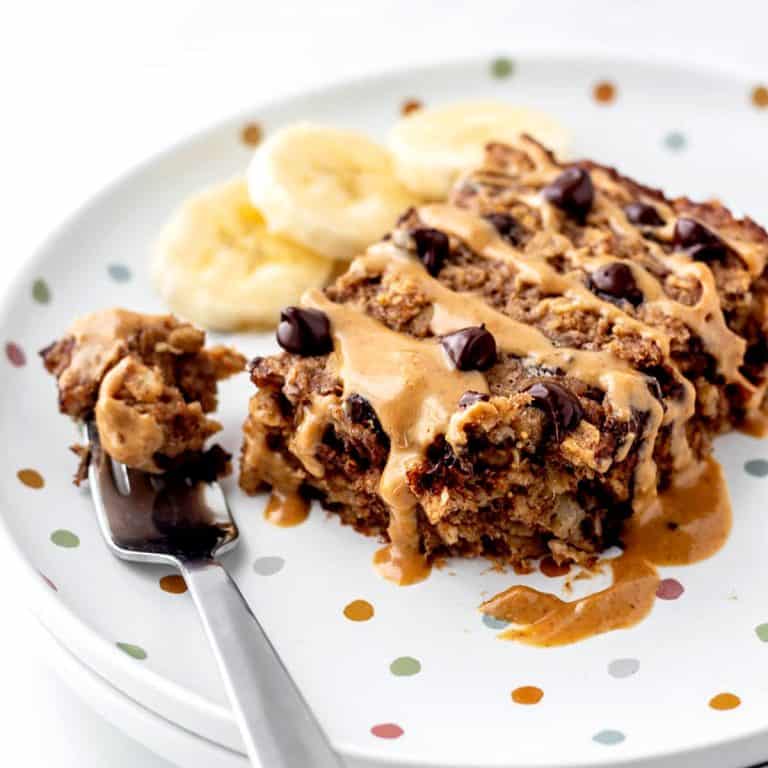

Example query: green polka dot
[116,642,147,660]
[491,57,514,79]
[50,529,79,548]
[107,264,132,283]
[32,278,51,304]
[390,656,421,677]
[745,459,768,477]
[755,623,768,642]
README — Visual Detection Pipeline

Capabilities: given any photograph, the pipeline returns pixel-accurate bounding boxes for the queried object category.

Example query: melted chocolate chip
[276,307,332,356]
[441,326,497,371]
[624,201,664,227]
[484,213,520,244]
[674,217,728,261]
[412,228,450,276]
[589,262,643,306]
[345,393,386,441]
[458,390,490,408]
[524,381,583,442]
[542,168,594,219]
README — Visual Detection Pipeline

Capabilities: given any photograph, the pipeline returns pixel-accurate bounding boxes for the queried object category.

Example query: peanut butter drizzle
[362,246,666,504]
[418,204,696,472]
[264,489,310,527]
[481,456,730,646]
[303,289,488,585]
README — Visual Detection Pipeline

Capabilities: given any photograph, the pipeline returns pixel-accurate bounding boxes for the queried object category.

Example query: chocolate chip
[624,201,664,227]
[276,307,332,356]
[412,228,450,276]
[589,262,643,306]
[441,326,497,371]
[542,168,594,219]
[344,393,385,440]
[458,390,490,408]
[524,381,583,442]
[484,213,520,244]
[673,217,728,261]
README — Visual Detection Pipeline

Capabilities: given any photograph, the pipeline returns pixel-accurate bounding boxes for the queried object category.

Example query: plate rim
[2,50,768,768]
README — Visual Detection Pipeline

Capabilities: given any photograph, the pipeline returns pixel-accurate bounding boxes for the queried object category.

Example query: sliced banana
[247,123,418,261]
[389,100,571,200]
[152,177,333,331]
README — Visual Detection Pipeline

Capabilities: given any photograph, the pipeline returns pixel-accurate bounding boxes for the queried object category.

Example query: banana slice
[152,177,333,331]
[389,101,571,199]
[247,123,418,261]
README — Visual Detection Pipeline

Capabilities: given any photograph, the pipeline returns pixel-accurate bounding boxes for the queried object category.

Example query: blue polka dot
[593,729,625,746]
[107,264,132,283]
[482,614,509,630]
[745,459,768,477]
[663,132,687,152]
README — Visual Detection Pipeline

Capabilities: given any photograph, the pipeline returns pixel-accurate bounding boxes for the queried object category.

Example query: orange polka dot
[343,599,374,621]
[511,686,544,705]
[709,692,740,710]
[751,85,768,109]
[17,469,44,489]
[593,81,617,105]
[159,575,188,594]
[241,122,263,147]
[401,99,423,116]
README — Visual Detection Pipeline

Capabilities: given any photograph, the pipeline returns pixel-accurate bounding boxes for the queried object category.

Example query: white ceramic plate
[3,54,768,768]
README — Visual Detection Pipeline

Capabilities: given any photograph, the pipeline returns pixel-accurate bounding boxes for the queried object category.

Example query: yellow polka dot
[593,81,617,104]
[343,599,374,621]
[709,692,741,710]
[159,575,188,594]
[511,686,544,705]
[17,469,44,489]
[751,85,768,109]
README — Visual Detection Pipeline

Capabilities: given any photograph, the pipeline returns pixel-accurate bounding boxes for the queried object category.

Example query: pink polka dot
[657,578,684,600]
[5,342,25,367]
[371,723,404,739]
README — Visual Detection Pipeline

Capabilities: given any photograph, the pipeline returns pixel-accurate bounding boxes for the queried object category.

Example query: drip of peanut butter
[481,456,731,646]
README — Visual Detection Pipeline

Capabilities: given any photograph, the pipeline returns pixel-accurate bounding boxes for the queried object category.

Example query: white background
[1,1,768,765]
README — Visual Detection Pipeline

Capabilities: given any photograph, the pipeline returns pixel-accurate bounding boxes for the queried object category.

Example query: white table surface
[1,0,767,765]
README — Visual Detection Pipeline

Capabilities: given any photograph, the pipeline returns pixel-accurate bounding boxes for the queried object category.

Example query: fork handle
[179,559,344,768]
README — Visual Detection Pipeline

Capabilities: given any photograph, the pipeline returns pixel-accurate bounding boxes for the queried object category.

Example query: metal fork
[84,422,343,768]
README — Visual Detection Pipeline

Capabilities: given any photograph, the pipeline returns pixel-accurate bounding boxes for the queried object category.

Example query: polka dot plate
[2,55,768,768]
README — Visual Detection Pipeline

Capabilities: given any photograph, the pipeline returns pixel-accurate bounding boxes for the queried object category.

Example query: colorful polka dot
[5,342,25,367]
[38,571,57,591]
[390,657,421,677]
[253,556,285,576]
[491,57,514,79]
[744,458,768,477]
[709,692,740,710]
[241,122,263,147]
[663,132,687,152]
[117,642,147,660]
[593,729,625,746]
[401,99,423,116]
[511,686,543,705]
[482,614,509,630]
[755,623,768,642]
[159,574,187,594]
[608,658,640,678]
[17,468,44,489]
[107,264,132,283]
[50,529,79,548]
[593,81,617,104]
[656,578,684,600]
[751,85,768,109]
[344,599,374,621]
[32,278,51,304]
[371,723,403,739]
